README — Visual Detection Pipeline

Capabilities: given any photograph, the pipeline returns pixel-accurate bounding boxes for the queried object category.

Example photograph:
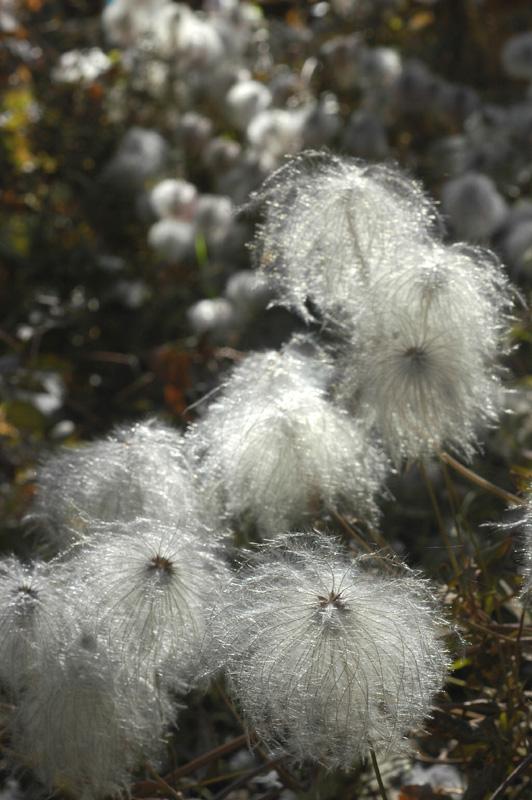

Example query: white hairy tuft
[205,532,449,769]
[189,346,389,537]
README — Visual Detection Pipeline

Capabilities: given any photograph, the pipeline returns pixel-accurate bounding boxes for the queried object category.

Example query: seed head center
[404,345,426,361]
[403,345,429,372]
[17,585,38,599]
[148,555,174,575]
[316,590,347,612]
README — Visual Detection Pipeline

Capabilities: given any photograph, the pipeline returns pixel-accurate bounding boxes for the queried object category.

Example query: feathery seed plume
[247,150,442,326]
[69,518,230,687]
[10,618,172,800]
[336,240,515,462]
[32,419,205,548]
[189,345,388,538]
[206,532,449,769]
[0,557,61,696]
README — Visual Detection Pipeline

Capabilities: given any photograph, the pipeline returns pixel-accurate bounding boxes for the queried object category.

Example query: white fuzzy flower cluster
[207,532,449,769]
[251,150,515,463]
[102,0,225,69]
[441,172,508,242]
[32,419,206,547]
[144,176,274,341]
[0,556,175,799]
[7,152,519,795]
[249,151,441,326]
[185,267,275,343]
[70,518,227,685]
[11,615,172,800]
[9,404,445,795]
[2,420,229,798]
[188,343,389,538]
[93,0,532,281]
[100,127,169,191]
[0,558,57,696]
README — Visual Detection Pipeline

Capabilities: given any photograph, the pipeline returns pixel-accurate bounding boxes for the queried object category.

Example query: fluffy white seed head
[147,218,196,262]
[69,518,230,686]
[169,5,225,70]
[32,419,205,547]
[225,80,272,131]
[189,346,388,537]
[10,616,171,800]
[202,136,242,178]
[337,240,515,463]
[195,194,234,236]
[358,46,402,89]
[249,150,442,326]
[206,533,449,768]
[177,112,214,155]
[441,172,508,242]
[101,0,171,48]
[246,108,306,160]
[224,270,274,317]
[148,178,198,220]
[0,558,61,696]
[187,297,242,341]
[100,127,168,191]
[51,48,111,85]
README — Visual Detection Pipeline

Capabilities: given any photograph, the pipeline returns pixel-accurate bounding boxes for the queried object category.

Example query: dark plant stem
[420,460,460,575]
[487,753,532,800]
[370,749,388,800]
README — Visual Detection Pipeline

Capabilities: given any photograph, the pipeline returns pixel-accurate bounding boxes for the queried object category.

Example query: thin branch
[163,733,248,782]
[133,734,248,795]
[213,680,306,794]
[440,452,525,507]
[210,754,288,800]
[419,460,460,575]
[488,753,532,800]
[323,502,373,552]
[466,618,532,646]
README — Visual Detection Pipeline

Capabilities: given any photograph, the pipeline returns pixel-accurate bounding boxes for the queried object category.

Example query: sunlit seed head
[0,557,63,695]
[335,236,515,463]
[9,613,173,800]
[189,344,388,537]
[246,150,442,327]
[31,418,210,549]
[67,518,230,689]
[205,532,450,769]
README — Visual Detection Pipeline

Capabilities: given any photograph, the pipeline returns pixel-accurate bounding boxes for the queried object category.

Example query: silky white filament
[206,532,449,769]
